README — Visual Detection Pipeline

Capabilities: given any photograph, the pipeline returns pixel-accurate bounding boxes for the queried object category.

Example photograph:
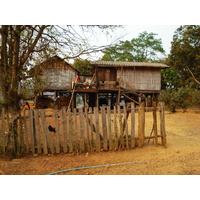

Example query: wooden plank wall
[0,102,166,155]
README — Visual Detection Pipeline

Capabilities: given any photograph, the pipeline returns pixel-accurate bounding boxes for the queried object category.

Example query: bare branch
[186,66,200,85]
[19,25,47,67]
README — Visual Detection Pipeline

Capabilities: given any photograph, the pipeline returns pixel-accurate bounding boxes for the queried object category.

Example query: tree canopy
[167,25,200,87]
[101,31,165,62]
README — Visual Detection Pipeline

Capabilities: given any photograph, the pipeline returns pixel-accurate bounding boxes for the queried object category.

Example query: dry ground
[0,109,200,175]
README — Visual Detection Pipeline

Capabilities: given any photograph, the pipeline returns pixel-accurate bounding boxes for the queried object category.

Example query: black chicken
[48,125,56,133]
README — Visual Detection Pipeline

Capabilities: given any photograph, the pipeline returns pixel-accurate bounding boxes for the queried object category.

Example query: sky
[124,25,180,55]
[86,25,181,61]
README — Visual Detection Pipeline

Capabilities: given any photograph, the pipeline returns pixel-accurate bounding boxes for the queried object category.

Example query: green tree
[168,25,200,87]
[159,86,192,112]
[161,68,180,89]
[101,31,165,62]
[73,59,92,75]
[0,25,120,158]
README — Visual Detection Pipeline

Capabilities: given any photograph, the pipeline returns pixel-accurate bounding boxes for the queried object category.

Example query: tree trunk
[5,105,21,159]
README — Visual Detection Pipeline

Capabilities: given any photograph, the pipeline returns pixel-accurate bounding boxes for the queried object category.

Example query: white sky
[124,25,180,55]
[85,25,181,61]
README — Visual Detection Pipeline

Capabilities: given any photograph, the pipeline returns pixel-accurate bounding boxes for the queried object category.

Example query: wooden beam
[122,93,140,105]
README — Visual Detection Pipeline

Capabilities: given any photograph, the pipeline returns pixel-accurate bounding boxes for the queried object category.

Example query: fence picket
[160,102,166,145]
[54,109,60,154]
[18,112,24,154]
[29,110,35,154]
[138,102,145,147]
[89,107,94,152]
[40,110,48,154]
[130,103,135,148]
[34,110,41,154]
[84,108,90,152]
[113,106,118,150]
[73,108,78,152]
[123,105,129,150]
[23,110,29,154]
[61,108,68,153]
[106,106,112,150]
[94,107,100,152]
[79,108,85,152]
[117,105,124,149]
[153,103,158,147]
[68,110,73,153]
[101,106,108,151]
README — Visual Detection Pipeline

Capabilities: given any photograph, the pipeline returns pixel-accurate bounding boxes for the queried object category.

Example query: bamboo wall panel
[40,62,77,90]
[117,67,161,90]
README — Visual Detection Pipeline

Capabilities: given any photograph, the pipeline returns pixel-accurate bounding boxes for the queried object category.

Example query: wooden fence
[0,102,166,155]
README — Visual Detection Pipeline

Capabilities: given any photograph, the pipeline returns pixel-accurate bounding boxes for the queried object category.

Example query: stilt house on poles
[35,56,169,109]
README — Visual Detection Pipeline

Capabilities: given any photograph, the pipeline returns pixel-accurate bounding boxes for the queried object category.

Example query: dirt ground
[0,109,200,175]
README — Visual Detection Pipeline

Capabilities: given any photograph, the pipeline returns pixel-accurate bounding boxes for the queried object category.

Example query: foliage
[190,89,200,109]
[159,86,200,112]
[168,25,200,87]
[161,68,181,89]
[72,59,92,75]
[159,88,179,112]
[101,31,165,62]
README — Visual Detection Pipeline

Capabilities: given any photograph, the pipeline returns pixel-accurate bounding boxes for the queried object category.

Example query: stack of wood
[55,96,71,110]
[36,96,54,109]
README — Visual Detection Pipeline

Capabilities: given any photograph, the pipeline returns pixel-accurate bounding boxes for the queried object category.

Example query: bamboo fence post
[113,106,118,150]
[153,102,158,147]
[68,109,73,153]
[94,107,101,152]
[117,105,124,149]
[23,110,29,154]
[101,106,108,151]
[106,106,112,150]
[54,109,60,154]
[84,107,90,151]
[79,108,85,152]
[160,102,166,145]
[29,110,35,154]
[123,105,129,150]
[61,108,68,153]
[40,110,48,154]
[73,108,78,152]
[18,111,24,154]
[130,103,135,148]
[88,107,94,152]
[34,110,41,154]
[138,102,145,147]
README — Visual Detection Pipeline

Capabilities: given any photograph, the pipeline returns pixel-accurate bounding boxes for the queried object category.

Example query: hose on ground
[46,161,142,175]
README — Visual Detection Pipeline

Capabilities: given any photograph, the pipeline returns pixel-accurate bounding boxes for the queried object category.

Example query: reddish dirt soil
[0,109,200,175]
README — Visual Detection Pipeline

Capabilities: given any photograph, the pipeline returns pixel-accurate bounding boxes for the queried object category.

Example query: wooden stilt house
[73,61,169,108]
[35,57,169,109]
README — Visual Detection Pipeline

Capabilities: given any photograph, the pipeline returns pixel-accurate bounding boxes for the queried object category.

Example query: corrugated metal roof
[90,61,169,68]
